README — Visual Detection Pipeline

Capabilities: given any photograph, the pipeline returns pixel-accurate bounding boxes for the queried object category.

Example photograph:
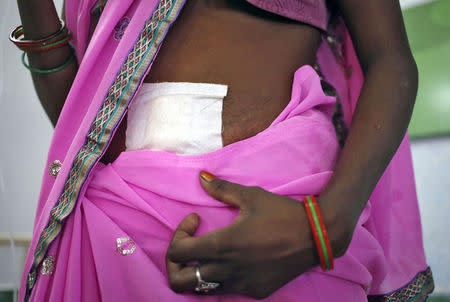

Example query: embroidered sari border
[368,267,434,302]
[25,0,185,300]
[87,0,108,47]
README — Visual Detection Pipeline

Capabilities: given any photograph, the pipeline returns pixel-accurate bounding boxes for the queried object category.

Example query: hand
[165,172,350,299]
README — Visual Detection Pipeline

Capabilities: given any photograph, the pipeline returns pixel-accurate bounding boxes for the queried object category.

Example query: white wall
[411,138,450,295]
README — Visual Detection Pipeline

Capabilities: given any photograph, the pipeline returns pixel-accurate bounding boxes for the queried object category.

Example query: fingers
[200,171,257,209]
[166,260,196,293]
[168,212,233,263]
[172,213,200,242]
[166,262,226,294]
[168,227,232,263]
[166,213,236,294]
[169,171,264,263]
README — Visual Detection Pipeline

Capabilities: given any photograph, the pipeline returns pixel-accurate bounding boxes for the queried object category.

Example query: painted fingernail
[200,171,216,182]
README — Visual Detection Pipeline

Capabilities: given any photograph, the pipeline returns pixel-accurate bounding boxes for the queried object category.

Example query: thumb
[199,171,250,209]
[172,213,200,242]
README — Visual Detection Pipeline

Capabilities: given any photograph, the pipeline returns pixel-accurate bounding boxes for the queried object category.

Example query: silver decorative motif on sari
[40,255,55,275]
[116,237,136,255]
[48,160,62,177]
[25,0,186,299]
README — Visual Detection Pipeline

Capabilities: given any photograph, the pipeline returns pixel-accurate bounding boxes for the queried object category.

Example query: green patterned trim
[88,0,108,45]
[368,267,434,302]
[25,0,186,300]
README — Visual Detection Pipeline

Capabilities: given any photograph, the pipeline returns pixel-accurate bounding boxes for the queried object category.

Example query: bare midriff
[102,0,322,163]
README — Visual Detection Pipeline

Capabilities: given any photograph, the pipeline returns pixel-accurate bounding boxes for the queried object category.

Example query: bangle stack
[9,19,75,74]
[303,195,334,271]
[21,48,75,75]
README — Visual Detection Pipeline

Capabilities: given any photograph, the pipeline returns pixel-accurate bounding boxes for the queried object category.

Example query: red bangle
[9,19,72,53]
[19,38,72,53]
[16,30,70,50]
[309,195,334,270]
[303,198,327,270]
[303,195,334,271]
[9,20,66,45]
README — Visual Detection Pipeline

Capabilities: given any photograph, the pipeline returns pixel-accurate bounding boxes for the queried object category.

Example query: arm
[320,0,418,251]
[164,1,418,298]
[17,0,78,126]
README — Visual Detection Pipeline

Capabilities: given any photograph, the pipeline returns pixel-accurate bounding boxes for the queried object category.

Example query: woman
[15,0,433,301]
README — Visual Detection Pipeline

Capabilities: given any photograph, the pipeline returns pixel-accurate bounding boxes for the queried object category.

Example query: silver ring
[194,266,221,294]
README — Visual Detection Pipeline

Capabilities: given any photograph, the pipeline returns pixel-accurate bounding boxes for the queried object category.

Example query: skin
[102,0,321,163]
[17,0,418,299]
[17,0,77,127]
[165,0,418,299]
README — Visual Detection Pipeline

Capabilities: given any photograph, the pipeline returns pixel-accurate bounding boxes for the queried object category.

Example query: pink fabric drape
[20,0,431,301]
[28,65,380,301]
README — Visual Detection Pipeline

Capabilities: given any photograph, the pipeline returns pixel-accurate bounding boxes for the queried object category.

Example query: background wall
[0,0,449,301]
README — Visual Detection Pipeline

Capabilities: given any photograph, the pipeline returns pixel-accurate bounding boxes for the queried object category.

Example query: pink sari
[19,0,433,301]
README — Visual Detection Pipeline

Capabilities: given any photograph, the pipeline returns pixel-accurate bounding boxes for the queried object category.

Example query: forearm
[321,54,418,252]
[17,0,77,126]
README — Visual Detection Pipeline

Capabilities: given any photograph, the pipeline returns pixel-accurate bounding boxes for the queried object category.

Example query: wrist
[316,194,354,259]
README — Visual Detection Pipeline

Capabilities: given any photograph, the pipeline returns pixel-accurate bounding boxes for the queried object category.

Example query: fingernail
[200,171,216,182]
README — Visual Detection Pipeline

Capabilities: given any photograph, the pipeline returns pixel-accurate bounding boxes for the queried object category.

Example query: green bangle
[18,31,71,52]
[21,47,76,74]
[15,26,69,46]
[306,196,332,270]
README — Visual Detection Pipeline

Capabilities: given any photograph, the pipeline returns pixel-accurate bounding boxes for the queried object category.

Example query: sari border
[87,0,108,47]
[24,0,186,300]
[368,267,434,302]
